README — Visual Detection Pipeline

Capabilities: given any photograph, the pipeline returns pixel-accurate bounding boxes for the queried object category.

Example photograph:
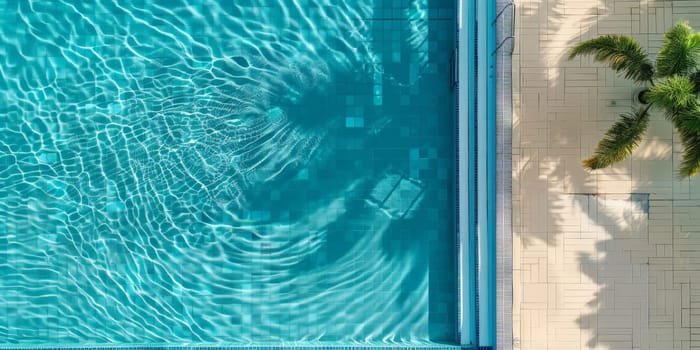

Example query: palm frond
[569,35,654,83]
[679,132,700,177]
[690,71,700,93]
[583,108,651,170]
[669,108,700,177]
[646,75,697,116]
[656,21,700,77]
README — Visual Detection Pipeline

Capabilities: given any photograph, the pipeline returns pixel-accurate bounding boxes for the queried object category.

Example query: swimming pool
[0,0,466,346]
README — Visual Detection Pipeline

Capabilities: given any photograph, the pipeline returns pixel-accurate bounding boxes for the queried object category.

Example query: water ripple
[0,0,451,345]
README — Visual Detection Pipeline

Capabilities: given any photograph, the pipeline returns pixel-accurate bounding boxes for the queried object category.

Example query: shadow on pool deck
[511,0,678,347]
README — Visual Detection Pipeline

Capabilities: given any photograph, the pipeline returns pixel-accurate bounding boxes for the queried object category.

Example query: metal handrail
[509,4,515,43]
[492,3,514,25]
[491,3,516,56]
[492,36,514,56]
[450,48,458,89]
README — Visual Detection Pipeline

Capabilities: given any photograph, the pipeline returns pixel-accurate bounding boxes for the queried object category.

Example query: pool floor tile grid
[0,0,460,346]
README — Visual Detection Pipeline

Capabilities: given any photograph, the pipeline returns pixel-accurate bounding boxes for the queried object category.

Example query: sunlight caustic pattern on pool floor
[0,0,455,345]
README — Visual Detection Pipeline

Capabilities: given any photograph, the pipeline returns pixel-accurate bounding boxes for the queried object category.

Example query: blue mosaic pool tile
[0,0,456,346]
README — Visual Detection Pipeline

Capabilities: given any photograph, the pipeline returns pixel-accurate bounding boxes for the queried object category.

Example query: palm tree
[569,21,700,177]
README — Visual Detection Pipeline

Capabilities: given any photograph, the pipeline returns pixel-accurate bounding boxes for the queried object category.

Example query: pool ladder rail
[450,2,514,89]
[492,2,515,56]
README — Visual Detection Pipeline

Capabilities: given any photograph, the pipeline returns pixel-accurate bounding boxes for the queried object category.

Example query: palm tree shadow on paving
[564,10,700,350]
[574,193,651,349]
[514,0,599,248]
[512,0,700,348]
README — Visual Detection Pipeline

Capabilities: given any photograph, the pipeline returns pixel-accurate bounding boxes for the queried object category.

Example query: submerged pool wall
[456,0,476,346]
[456,0,512,348]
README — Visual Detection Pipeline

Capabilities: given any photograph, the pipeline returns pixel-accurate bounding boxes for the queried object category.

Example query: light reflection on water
[0,0,455,345]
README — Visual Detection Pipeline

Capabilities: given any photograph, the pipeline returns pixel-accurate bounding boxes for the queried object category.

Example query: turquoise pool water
[0,0,456,345]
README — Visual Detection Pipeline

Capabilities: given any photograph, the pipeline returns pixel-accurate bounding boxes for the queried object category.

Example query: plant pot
[633,88,650,106]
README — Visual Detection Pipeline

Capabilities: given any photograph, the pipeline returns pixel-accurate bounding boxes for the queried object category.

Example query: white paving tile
[513,0,700,348]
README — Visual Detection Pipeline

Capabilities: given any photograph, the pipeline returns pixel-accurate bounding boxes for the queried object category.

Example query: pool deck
[513,0,700,348]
